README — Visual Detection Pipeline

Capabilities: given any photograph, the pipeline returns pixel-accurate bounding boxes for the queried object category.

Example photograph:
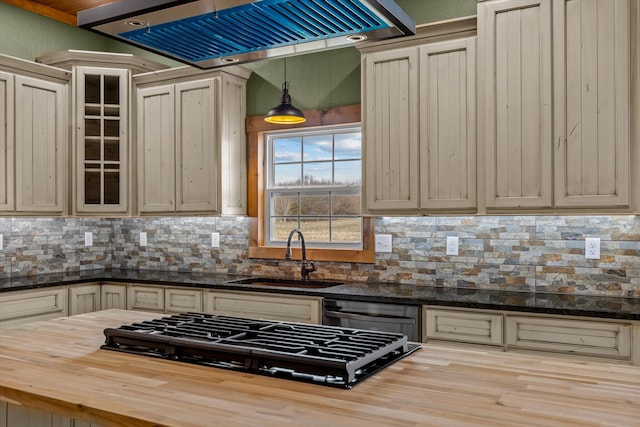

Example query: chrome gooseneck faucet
[285,229,316,280]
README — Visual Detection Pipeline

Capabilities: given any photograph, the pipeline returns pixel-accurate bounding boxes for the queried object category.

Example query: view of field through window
[266,127,362,247]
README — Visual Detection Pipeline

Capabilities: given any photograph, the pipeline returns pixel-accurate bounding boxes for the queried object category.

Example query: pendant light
[264,58,306,124]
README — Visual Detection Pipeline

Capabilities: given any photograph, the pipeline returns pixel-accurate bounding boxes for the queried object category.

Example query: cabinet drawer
[424,308,503,345]
[127,286,164,312]
[165,288,202,313]
[204,291,322,324]
[505,316,632,359]
[0,288,67,328]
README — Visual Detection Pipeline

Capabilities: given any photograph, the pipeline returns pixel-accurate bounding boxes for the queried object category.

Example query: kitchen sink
[226,277,343,289]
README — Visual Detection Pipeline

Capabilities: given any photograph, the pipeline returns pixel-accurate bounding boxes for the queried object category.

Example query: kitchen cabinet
[36,50,168,215]
[165,287,202,313]
[0,287,67,329]
[423,307,503,346]
[505,315,632,360]
[1,401,104,427]
[478,0,637,210]
[135,66,251,215]
[0,55,69,215]
[360,20,477,214]
[552,0,633,208]
[100,283,127,310]
[423,304,638,364]
[0,71,13,212]
[126,285,165,312]
[68,284,101,315]
[204,290,322,324]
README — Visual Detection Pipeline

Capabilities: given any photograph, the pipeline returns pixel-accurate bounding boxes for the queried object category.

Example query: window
[265,126,362,249]
[246,104,374,263]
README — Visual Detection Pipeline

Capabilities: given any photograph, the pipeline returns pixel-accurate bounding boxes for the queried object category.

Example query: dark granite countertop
[1,268,638,320]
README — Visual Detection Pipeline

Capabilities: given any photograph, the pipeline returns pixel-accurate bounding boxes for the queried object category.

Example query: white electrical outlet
[585,237,600,259]
[0,234,3,251]
[446,236,459,256]
[211,232,220,248]
[84,231,93,247]
[375,234,393,253]
[140,232,147,247]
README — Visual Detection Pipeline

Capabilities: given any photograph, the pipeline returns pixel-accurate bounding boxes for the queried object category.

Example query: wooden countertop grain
[1,310,639,427]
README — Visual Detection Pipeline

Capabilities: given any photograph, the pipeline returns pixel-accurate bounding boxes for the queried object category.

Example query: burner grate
[101,312,419,388]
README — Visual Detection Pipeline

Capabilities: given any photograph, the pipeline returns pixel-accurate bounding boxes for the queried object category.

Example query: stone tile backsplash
[1,215,638,297]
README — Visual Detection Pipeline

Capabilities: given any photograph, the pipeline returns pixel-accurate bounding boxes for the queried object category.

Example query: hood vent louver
[78,0,415,69]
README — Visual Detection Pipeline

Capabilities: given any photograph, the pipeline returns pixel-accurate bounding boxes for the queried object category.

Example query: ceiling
[2,0,119,26]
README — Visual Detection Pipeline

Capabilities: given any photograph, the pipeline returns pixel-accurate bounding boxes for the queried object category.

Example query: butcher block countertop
[1,310,640,427]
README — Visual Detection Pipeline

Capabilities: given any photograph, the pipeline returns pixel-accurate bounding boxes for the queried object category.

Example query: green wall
[0,0,475,115]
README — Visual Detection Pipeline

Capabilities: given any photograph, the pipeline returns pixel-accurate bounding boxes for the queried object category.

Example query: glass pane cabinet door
[76,67,128,213]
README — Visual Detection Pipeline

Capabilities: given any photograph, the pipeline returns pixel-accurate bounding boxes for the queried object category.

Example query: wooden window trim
[246,104,375,263]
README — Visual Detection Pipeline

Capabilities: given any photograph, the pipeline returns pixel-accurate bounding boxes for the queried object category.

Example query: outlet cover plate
[140,232,147,247]
[0,234,3,251]
[375,234,392,253]
[585,237,600,259]
[446,236,459,256]
[211,232,220,248]
[85,232,93,247]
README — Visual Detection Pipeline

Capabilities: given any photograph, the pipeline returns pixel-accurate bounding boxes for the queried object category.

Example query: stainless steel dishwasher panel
[323,299,420,342]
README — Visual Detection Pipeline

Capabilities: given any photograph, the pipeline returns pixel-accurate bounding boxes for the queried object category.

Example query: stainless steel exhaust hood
[77,0,415,69]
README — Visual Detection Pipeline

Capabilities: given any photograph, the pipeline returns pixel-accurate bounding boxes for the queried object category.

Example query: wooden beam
[2,0,77,26]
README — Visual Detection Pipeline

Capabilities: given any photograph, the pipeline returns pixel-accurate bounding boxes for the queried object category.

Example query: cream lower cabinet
[204,291,322,324]
[0,287,67,329]
[135,66,250,215]
[360,24,477,214]
[0,401,103,427]
[423,307,503,346]
[126,285,165,312]
[165,288,202,313]
[68,284,101,316]
[505,315,632,360]
[423,305,638,364]
[100,283,127,310]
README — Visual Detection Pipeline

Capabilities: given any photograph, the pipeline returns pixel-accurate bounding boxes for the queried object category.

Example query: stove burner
[101,313,420,388]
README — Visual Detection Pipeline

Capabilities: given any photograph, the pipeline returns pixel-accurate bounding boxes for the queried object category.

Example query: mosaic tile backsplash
[1,215,639,297]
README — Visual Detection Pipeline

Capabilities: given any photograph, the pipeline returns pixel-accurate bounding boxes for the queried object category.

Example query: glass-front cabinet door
[75,67,128,213]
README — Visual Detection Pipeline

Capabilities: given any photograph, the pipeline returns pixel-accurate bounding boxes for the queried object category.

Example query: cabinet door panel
[480,0,552,208]
[419,38,476,210]
[175,79,217,212]
[75,67,128,213]
[363,47,419,211]
[101,284,127,310]
[165,288,202,313]
[137,85,176,212]
[554,0,631,207]
[127,286,164,312]
[14,75,65,212]
[69,285,101,315]
[0,288,67,328]
[0,71,13,211]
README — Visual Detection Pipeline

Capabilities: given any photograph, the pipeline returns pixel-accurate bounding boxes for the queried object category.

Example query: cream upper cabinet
[363,46,420,212]
[360,20,478,214]
[135,66,250,215]
[0,56,70,215]
[15,75,67,213]
[553,0,633,208]
[36,50,168,216]
[0,71,13,212]
[74,66,129,213]
[478,0,637,211]
[478,0,553,209]
[419,37,477,210]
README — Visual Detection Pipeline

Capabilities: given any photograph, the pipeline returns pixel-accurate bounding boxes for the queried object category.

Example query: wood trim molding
[3,0,77,26]
[246,104,375,264]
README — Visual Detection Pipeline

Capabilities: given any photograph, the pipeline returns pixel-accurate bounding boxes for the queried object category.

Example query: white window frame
[264,124,362,250]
